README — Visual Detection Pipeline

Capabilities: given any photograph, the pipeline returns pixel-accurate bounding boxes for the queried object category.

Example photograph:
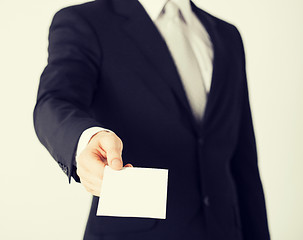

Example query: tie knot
[164,1,181,20]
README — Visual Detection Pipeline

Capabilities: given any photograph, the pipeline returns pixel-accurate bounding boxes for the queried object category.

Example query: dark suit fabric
[34,0,270,239]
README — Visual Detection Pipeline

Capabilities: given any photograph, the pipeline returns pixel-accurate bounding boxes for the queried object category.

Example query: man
[34,0,270,239]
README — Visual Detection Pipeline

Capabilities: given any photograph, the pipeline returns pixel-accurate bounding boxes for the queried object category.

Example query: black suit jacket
[34,0,270,239]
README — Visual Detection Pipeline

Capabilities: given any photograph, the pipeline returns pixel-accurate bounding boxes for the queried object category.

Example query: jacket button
[203,196,210,206]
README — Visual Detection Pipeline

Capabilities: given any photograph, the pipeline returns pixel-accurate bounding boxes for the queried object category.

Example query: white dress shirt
[76,0,214,158]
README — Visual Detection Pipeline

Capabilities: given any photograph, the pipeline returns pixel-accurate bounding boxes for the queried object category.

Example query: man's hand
[76,131,132,196]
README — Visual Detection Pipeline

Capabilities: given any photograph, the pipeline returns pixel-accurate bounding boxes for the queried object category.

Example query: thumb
[107,149,123,170]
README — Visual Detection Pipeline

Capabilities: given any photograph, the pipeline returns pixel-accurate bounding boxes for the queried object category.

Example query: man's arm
[33,7,127,194]
[230,27,270,239]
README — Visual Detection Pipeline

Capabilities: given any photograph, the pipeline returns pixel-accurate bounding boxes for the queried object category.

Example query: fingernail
[112,159,121,169]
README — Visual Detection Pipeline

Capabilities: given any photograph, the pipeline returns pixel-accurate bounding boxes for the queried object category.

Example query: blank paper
[97,166,168,219]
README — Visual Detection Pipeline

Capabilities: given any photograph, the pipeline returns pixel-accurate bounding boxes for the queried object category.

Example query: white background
[0,0,302,239]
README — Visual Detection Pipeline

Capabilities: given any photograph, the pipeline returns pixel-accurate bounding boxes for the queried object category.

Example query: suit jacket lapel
[111,0,194,118]
[191,2,229,132]
[111,0,229,133]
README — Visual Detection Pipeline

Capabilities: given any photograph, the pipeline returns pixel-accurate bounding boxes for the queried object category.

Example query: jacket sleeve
[33,7,103,183]
[230,27,271,240]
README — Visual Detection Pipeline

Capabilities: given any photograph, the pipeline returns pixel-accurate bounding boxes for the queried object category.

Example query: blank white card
[97,166,169,219]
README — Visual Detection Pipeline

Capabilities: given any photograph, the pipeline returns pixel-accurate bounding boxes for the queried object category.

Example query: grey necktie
[156,1,207,121]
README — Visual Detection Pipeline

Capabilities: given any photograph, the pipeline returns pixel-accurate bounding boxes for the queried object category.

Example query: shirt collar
[138,0,193,24]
